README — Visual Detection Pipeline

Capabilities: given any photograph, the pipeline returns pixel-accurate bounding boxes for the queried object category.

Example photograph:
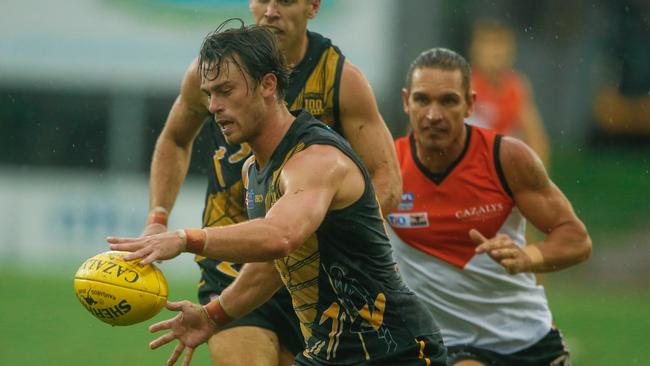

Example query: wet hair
[405,48,472,101]
[198,18,291,98]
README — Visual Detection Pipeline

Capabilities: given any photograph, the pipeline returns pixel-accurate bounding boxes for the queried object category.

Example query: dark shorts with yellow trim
[447,328,571,366]
[294,333,447,366]
[198,268,304,356]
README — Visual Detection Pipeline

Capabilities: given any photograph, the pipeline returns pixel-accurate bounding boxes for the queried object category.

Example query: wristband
[176,229,208,255]
[146,206,169,226]
[203,297,234,329]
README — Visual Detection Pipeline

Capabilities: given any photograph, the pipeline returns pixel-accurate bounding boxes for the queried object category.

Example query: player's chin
[223,133,244,146]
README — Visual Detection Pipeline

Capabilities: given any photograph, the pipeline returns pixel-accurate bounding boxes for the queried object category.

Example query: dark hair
[405,48,472,101]
[198,18,291,98]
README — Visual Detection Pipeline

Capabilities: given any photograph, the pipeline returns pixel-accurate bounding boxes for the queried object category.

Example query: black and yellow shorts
[447,328,571,366]
[198,268,304,355]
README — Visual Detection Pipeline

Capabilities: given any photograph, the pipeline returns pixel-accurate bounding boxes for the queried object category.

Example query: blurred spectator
[467,19,550,167]
[593,0,650,138]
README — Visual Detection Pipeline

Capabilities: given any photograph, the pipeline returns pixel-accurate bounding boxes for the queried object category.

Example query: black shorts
[294,333,447,366]
[197,264,305,356]
[447,328,571,366]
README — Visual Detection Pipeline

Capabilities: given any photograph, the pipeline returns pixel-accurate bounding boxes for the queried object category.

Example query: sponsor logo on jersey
[387,212,429,228]
[398,192,414,210]
[454,202,505,221]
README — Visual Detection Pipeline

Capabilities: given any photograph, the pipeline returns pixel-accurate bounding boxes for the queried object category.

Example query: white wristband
[176,229,187,252]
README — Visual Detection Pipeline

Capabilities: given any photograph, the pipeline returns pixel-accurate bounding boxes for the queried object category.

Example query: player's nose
[425,104,443,121]
[264,1,280,18]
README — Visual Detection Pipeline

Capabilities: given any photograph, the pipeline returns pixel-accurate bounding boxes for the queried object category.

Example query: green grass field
[1,264,648,366]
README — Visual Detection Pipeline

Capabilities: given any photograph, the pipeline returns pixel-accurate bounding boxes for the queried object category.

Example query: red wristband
[185,229,207,254]
[203,297,234,329]
[146,207,168,226]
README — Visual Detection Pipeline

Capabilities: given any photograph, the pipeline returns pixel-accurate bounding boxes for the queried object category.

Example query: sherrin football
[73,251,168,326]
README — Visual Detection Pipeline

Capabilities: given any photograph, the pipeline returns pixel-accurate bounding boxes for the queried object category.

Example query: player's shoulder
[499,136,549,191]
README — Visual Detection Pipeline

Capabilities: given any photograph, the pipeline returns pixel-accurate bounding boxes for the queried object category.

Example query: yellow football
[73,250,168,326]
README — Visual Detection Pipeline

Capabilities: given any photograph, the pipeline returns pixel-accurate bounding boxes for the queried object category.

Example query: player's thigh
[452,361,487,366]
[208,325,294,366]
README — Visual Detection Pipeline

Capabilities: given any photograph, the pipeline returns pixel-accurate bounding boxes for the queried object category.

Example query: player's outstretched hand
[107,230,184,265]
[149,300,217,366]
[470,229,533,274]
[141,222,168,237]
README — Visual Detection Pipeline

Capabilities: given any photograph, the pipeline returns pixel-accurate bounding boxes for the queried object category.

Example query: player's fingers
[149,318,175,333]
[139,251,160,266]
[106,236,138,243]
[181,347,195,366]
[166,300,188,311]
[489,248,516,259]
[167,342,185,366]
[108,241,144,253]
[500,259,519,274]
[121,246,151,261]
[149,331,177,349]
[469,229,488,247]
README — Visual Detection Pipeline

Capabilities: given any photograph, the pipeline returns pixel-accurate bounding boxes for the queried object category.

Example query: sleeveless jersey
[387,125,553,354]
[246,111,440,364]
[197,31,346,282]
[467,69,527,136]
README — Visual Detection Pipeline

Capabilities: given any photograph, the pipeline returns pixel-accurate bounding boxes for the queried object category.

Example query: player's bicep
[264,146,343,249]
[501,137,575,233]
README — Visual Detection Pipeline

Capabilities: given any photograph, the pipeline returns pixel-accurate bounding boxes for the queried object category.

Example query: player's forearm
[196,219,293,262]
[218,262,283,319]
[371,165,402,216]
[148,135,193,212]
[530,220,592,272]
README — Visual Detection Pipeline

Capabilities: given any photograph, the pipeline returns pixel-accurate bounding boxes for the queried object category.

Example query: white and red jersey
[388,125,552,354]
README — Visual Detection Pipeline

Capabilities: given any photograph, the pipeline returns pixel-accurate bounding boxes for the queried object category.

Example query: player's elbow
[576,233,592,264]
[264,234,295,259]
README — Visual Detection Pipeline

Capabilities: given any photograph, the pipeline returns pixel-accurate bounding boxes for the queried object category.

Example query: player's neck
[416,130,467,174]
[283,31,309,67]
[250,105,295,169]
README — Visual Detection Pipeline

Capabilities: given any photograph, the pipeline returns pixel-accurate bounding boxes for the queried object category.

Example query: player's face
[470,32,515,74]
[249,0,319,50]
[201,58,267,145]
[402,67,475,153]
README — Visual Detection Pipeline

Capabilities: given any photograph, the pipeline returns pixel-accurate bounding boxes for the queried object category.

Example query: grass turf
[1,264,649,365]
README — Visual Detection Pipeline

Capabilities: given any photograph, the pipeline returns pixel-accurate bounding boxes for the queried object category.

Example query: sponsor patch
[387,212,429,228]
[397,192,414,210]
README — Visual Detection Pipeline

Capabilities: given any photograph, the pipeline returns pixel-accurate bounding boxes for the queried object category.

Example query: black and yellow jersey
[245,111,440,364]
[197,31,345,288]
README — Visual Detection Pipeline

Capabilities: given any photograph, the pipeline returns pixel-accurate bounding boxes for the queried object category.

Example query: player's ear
[260,72,277,98]
[464,90,477,118]
[307,0,321,19]
[401,88,410,115]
